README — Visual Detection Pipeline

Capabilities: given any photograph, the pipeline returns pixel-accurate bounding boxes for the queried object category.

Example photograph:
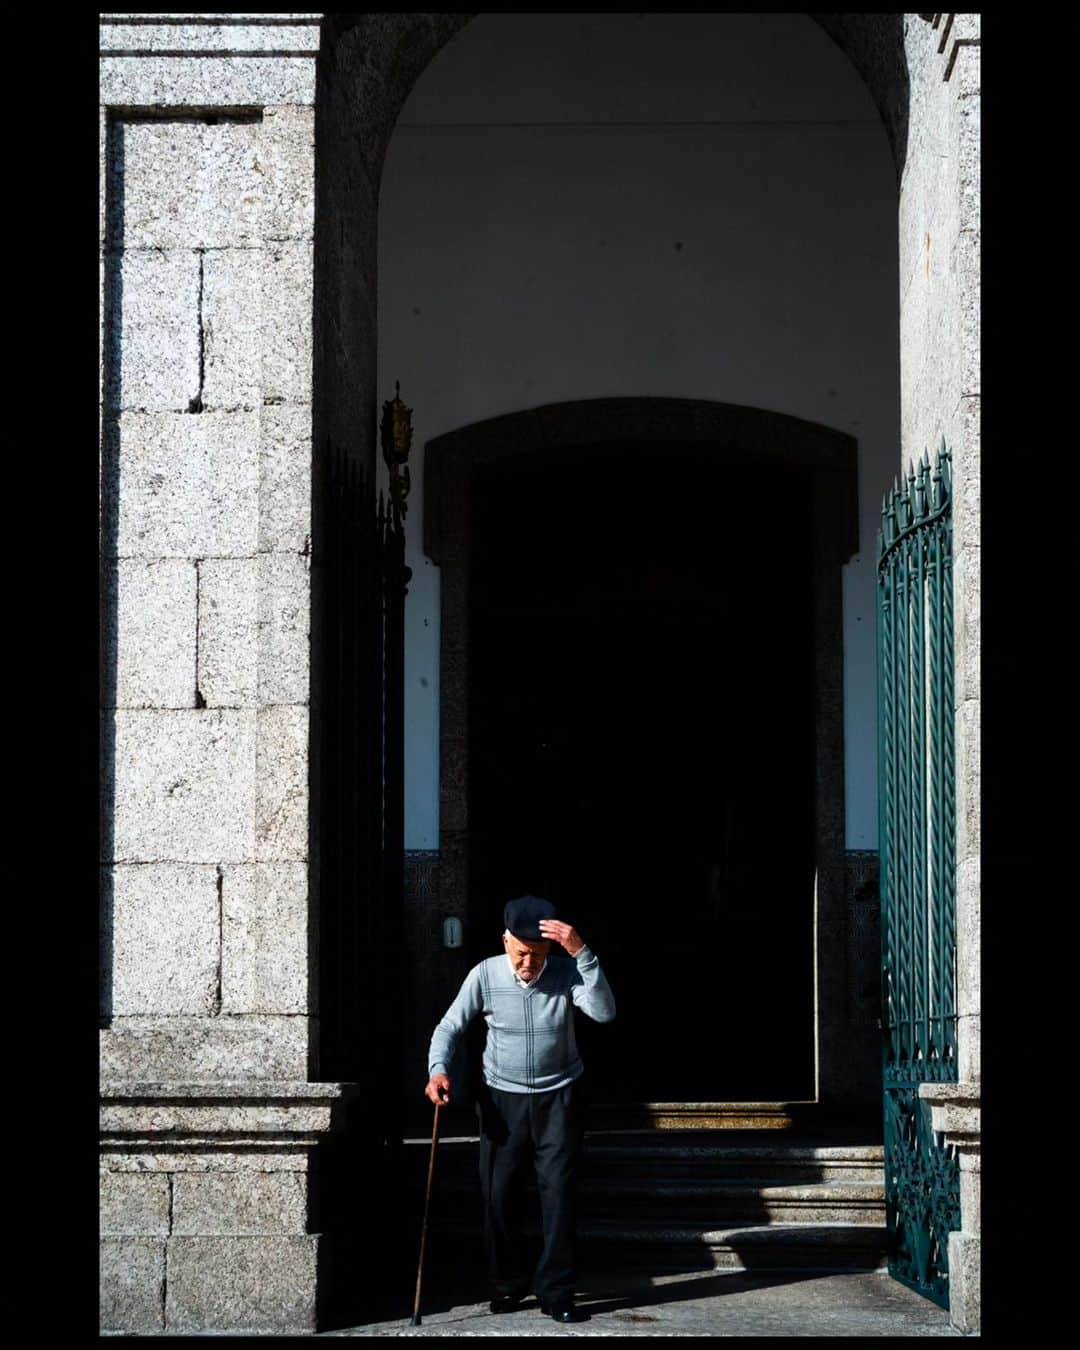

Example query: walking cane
[410,1098,443,1326]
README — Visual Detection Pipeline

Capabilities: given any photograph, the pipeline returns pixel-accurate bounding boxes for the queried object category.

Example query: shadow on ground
[345,1223,847,1332]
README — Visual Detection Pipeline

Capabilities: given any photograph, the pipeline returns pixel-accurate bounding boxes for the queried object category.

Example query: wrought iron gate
[876,444,961,1307]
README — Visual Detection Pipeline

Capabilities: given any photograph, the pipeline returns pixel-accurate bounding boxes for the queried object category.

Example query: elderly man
[425,895,616,1324]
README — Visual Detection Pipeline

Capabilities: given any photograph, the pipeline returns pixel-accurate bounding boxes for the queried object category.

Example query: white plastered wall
[377,12,901,852]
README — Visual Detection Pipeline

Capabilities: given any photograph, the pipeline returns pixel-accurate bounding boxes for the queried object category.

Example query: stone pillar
[98,14,335,1332]
[901,15,980,1336]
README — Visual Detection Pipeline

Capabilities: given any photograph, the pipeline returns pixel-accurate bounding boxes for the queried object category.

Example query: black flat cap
[504,895,557,941]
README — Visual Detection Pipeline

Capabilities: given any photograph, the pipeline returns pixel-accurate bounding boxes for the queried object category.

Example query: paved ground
[322,1268,967,1337]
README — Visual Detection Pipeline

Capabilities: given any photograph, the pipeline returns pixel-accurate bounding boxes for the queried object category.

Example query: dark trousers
[476,1080,584,1303]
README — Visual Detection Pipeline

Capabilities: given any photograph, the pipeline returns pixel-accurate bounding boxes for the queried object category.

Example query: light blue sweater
[428,946,616,1093]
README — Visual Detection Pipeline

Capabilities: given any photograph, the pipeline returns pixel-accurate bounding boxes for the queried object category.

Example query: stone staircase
[403,1116,888,1276]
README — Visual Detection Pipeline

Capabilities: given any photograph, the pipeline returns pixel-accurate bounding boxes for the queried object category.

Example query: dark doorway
[467,444,816,1101]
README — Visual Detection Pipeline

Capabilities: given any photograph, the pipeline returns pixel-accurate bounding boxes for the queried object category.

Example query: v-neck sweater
[428,945,616,1093]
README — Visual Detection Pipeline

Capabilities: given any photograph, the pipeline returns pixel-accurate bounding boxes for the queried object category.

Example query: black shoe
[489,1294,526,1314]
[539,1298,584,1323]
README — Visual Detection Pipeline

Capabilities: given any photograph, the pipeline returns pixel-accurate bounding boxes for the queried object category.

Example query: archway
[314,10,904,1117]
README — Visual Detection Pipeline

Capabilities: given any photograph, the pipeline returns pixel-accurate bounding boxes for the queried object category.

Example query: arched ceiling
[322,12,908,183]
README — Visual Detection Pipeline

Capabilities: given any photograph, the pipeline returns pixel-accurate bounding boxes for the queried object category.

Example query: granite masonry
[99,13,326,1334]
[898,16,981,1336]
[98,13,980,1334]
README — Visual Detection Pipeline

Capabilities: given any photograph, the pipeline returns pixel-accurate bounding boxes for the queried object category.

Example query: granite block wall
[99,18,318,1081]
[898,13,980,1092]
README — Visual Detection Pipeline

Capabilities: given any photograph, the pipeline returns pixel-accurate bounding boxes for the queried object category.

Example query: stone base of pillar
[946,1230,980,1335]
[920,1081,980,1336]
[100,1232,326,1333]
[100,1080,362,1334]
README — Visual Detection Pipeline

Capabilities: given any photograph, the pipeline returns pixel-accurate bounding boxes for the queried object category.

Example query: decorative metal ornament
[381,380,413,523]
[877,440,960,1308]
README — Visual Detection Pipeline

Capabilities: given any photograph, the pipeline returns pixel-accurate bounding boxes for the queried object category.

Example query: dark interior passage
[467,445,816,1101]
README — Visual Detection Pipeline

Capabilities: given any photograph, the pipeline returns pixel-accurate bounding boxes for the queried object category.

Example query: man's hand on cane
[425,1073,451,1105]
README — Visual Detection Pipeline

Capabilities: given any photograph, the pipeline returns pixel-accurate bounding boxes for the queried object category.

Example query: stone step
[404,1101,850,1135]
[580,1141,883,1183]
[581,1161,883,1182]
[409,1126,889,1273]
[403,1134,885,1158]
[580,1137,885,1162]
[580,1178,884,1200]
[402,1137,885,1185]
[426,1218,889,1273]
[422,1178,884,1225]
[582,1102,820,1130]
[580,1220,890,1271]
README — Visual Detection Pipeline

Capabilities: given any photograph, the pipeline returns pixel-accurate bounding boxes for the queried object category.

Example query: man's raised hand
[538,919,585,956]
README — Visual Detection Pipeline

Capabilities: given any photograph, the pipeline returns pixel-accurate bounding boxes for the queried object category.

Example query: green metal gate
[876,444,961,1307]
